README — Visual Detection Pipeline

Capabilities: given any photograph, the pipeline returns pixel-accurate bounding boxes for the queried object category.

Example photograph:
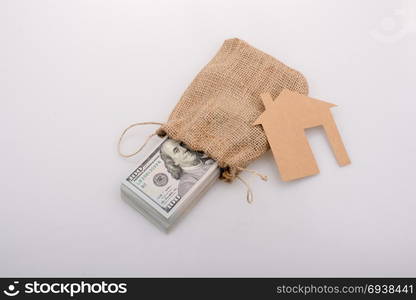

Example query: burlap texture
[157,38,308,181]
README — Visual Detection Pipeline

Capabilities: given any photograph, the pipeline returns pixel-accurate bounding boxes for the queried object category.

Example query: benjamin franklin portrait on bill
[160,139,214,197]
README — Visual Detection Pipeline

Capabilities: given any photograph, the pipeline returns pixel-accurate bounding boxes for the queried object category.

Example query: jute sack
[157,38,308,181]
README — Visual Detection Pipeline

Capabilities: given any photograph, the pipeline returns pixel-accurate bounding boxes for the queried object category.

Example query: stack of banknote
[121,136,219,232]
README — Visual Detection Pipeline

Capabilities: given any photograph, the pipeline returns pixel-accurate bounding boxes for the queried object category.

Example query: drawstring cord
[236,175,254,204]
[237,166,268,181]
[118,122,164,158]
[236,166,268,204]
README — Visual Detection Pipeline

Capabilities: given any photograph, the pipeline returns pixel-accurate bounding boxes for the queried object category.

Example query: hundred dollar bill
[121,136,219,231]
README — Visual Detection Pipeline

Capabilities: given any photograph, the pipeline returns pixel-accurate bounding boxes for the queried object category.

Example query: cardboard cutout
[254,89,350,181]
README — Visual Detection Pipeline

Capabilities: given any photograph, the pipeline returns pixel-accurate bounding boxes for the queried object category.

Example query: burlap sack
[157,38,308,181]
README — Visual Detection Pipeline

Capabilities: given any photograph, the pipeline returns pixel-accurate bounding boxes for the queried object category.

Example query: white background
[1,0,415,277]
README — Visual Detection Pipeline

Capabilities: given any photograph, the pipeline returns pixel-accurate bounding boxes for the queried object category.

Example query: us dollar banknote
[121,136,219,231]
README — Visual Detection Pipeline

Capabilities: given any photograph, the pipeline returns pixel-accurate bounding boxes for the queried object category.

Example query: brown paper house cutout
[254,89,351,182]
